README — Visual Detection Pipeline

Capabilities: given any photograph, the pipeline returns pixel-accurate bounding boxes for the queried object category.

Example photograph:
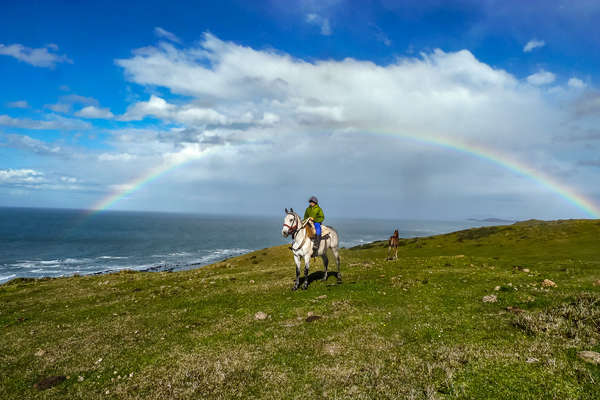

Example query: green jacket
[304,204,324,223]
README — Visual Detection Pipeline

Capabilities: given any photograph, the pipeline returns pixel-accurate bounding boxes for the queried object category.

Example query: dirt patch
[33,375,66,390]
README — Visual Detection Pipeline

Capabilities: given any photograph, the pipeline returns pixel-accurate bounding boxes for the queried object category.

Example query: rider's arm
[315,207,324,222]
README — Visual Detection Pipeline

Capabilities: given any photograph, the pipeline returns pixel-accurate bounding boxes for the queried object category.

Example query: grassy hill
[1,219,599,399]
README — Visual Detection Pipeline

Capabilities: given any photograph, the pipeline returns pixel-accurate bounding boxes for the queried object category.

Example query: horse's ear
[285,208,288,213]
[290,207,294,213]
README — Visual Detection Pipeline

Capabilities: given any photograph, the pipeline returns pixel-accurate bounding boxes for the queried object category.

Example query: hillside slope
[1,219,599,399]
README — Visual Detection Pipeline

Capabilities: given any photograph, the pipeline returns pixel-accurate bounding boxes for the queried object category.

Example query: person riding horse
[304,196,324,254]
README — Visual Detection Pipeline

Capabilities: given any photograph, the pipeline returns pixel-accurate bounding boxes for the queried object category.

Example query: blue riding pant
[314,222,321,236]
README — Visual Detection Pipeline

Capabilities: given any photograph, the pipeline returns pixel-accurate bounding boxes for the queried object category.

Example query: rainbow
[88,132,600,218]
[376,131,600,218]
[88,158,198,215]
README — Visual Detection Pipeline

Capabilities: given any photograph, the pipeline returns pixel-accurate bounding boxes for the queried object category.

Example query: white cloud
[568,77,586,88]
[46,103,72,113]
[526,70,556,85]
[0,114,91,130]
[75,105,114,119]
[119,95,176,121]
[6,100,29,109]
[45,94,100,114]
[17,33,592,218]
[523,39,545,52]
[154,27,181,43]
[0,134,62,155]
[0,168,83,192]
[119,95,228,125]
[306,13,332,35]
[0,43,72,67]
[0,169,45,184]
[98,153,137,162]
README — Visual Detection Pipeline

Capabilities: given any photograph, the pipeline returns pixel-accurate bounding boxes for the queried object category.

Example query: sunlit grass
[1,219,599,399]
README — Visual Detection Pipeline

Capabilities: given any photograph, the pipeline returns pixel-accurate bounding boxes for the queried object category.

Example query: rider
[304,196,324,254]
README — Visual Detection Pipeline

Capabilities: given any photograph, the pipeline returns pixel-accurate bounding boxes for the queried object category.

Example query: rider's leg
[313,222,321,253]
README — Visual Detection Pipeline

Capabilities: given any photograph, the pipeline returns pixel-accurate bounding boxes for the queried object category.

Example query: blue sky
[1,0,599,219]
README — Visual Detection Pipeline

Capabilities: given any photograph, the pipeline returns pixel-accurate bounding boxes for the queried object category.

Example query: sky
[1,0,599,220]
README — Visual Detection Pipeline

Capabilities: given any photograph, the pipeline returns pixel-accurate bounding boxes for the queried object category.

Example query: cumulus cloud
[45,94,99,114]
[9,32,589,218]
[119,95,228,125]
[0,114,91,130]
[6,100,29,109]
[0,168,82,191]
[306,13,332,35]
[0,134,62,155]
[573,91,600,116]
[117,34,546,146]
[0,43,72,67]
[154,27,181,43]
[75,105,114,119]
[0,168,45,184]
[568,77,586,88]
[527,70,556,85]
[98,152,137,162]
[523,39,545,52]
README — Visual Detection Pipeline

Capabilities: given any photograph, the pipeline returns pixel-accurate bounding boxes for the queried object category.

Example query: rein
[284,213,310,251]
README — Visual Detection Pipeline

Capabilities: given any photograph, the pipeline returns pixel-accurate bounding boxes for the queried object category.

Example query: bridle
[283,212,300,238]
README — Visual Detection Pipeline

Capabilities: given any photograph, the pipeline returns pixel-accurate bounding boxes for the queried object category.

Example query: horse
[281,208,341,290]
[387,229,399,260]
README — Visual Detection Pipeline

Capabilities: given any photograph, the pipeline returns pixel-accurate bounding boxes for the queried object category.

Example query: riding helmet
[308,196,318,204]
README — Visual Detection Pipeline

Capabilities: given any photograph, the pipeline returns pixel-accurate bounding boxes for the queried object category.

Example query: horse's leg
[331,246,342,283]
[321,252,329,281]
[302,254,310,290]
[394,245,398,260]
[292,254,301,291]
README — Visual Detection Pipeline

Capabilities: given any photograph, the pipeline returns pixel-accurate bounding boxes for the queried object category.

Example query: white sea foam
[97,256,129,260]
[11,261,37,269]
[0,274,16,282]
[63,258,92,264]
[39,259,61,265]
[151,252,192,258]
[186,248,251,266]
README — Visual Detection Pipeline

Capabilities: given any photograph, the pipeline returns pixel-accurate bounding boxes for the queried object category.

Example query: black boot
[312,234,321,256]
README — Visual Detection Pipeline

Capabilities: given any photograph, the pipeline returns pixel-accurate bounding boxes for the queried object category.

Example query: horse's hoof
[301,283,308,290]
[292,285,298,291]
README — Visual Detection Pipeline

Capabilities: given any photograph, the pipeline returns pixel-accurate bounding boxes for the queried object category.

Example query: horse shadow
[299,270,341,286]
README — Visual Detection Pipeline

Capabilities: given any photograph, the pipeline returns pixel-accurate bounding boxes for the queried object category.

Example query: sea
[0,207,506,284]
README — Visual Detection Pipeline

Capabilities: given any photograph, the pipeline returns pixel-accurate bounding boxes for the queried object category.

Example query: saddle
[306,222,330,240]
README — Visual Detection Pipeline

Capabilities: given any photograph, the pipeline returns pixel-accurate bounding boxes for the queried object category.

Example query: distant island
[468,217,514,223]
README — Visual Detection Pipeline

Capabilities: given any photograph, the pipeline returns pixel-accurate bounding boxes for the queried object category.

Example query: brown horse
[387,229,399,260]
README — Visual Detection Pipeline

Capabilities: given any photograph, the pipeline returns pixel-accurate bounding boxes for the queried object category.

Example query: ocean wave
[38,260,59,265]
[0,274,16,282]
[185,248,251,266]
[97,256,129,260]
[11,261,37,269]
[151,252,193,258]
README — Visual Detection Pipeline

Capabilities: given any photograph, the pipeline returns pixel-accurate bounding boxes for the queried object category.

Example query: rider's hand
[309,217,314,221]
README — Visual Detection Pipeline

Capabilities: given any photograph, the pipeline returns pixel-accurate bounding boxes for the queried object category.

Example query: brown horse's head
[393,229,399,238]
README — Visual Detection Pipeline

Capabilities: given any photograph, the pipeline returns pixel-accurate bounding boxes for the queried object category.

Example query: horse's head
[282,208,297,238]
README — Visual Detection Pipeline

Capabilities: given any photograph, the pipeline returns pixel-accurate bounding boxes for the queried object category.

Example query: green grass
[1,219,600,399]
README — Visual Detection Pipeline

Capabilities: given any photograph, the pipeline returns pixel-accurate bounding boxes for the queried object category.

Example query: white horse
[281,208,342,290]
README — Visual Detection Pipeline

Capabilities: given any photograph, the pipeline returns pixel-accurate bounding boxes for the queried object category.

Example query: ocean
[0,207,504,283]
